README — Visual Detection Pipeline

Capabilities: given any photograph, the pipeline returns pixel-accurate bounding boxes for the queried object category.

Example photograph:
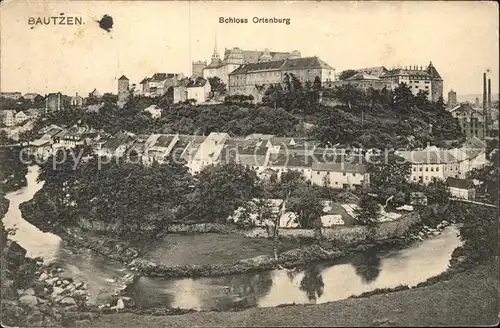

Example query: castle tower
[447,89,457,108]
[427,61,443,102]
[118,75,130,104]
[192,60,207,77]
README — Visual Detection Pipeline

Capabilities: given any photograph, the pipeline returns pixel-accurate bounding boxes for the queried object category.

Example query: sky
[1,0,498,97]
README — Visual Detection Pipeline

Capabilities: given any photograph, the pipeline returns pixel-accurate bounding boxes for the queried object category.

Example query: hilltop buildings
[70,93,84,106]
[173,76,211,104]
[448,104,485,140]
[45,92,66,112]
[448,89,457,108]
[0,92,22,100]
[328,63,444,102]
[197,40,302,85]
[228,56,335,103]
[325,71,394,91]
[117,75,130,108]
[139,73,183,97]
[379,62,443,102]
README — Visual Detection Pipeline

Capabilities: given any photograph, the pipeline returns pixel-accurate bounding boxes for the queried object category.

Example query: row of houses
[0,109,41,127]
[0,92,42,101]
[395,137,487,183]
[25,125,488,198]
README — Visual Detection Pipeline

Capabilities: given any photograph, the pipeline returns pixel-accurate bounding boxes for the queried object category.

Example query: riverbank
[21,202,453,280]
[74,262,499,327]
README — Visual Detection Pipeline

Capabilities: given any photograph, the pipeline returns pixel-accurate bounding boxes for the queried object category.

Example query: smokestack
[483,73,487,110]
[488,79,492,109]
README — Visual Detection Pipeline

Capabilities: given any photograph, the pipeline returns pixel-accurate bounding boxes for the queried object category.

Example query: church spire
[211,36,220,62]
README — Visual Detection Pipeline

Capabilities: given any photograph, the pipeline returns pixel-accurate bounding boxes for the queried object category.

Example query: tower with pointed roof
[210,38,221,65]
[118,75,130,105]
[427,61,443,102]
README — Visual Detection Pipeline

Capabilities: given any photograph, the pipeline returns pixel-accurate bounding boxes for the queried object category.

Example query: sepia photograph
[0,0,498,327]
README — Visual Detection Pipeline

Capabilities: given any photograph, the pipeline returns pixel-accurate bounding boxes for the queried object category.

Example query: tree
[299,265,325,302]
[287,184,323,229]
[208,77,227,96]
[190,164,258,223]
[425,178,451,204]
[366,153,412,200]
[354,193,380,226]
[351,248,382,283]
[338,69,358,81]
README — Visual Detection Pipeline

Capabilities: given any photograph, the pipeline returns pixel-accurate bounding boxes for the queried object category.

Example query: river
[2,165,130,304]
[2,166,463,311]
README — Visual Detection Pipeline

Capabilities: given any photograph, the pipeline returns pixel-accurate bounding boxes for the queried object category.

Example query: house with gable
[446,177,476,200]
[143,134,180,165]
[140,73,183,97]
[173,76,212,104]
[188,132,229,174]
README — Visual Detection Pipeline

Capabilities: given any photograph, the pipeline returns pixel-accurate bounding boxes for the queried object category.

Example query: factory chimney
[483,72,487,110]
[488,78,492,109]
[483,72,487,139]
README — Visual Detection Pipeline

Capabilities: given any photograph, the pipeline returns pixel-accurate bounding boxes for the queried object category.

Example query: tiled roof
[396,149,459,164]
[346,72,381,81]
[118,75,129,81]
[102,132,133,152]
[154,135,175,148]
[446,177,474,189]
[426,62,442,80]
[150,73,179,82]
[268,153,314,168]
[238,154,267,166]
[140,77,150,84]
[245,133,275,140]
[177,76,208,88]
[237,145,269,156]
[269,137,295,145]
[230,60,285,75]
[355,66,388,78]
[281,56,333,70]
[240,50,294,63]
[464,137,486,149]
[312,162,367,174]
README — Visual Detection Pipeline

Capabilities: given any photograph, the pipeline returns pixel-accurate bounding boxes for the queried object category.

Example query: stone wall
[242,211,421,243]
[75,211,420,245]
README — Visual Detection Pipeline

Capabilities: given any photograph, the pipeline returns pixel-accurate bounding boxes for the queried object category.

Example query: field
[143,233,306,266]
[75,262,498,327]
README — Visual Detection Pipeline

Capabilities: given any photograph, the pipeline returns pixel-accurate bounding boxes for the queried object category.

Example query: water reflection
[299,265,324,302]
[128,271,273,311]
[351,249,382,284]
[129,226,462,310]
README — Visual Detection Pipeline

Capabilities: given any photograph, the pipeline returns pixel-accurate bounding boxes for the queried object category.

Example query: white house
[174,76,211,104]
[96,133,135,158]
[396,147,462,184]
[14,111,29,125]
[70,93,84,106]
[143,134,179,165]
[188,132,229,174]
[447,177,476,200]
[1,110,15,127]
[143,105,162,119]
